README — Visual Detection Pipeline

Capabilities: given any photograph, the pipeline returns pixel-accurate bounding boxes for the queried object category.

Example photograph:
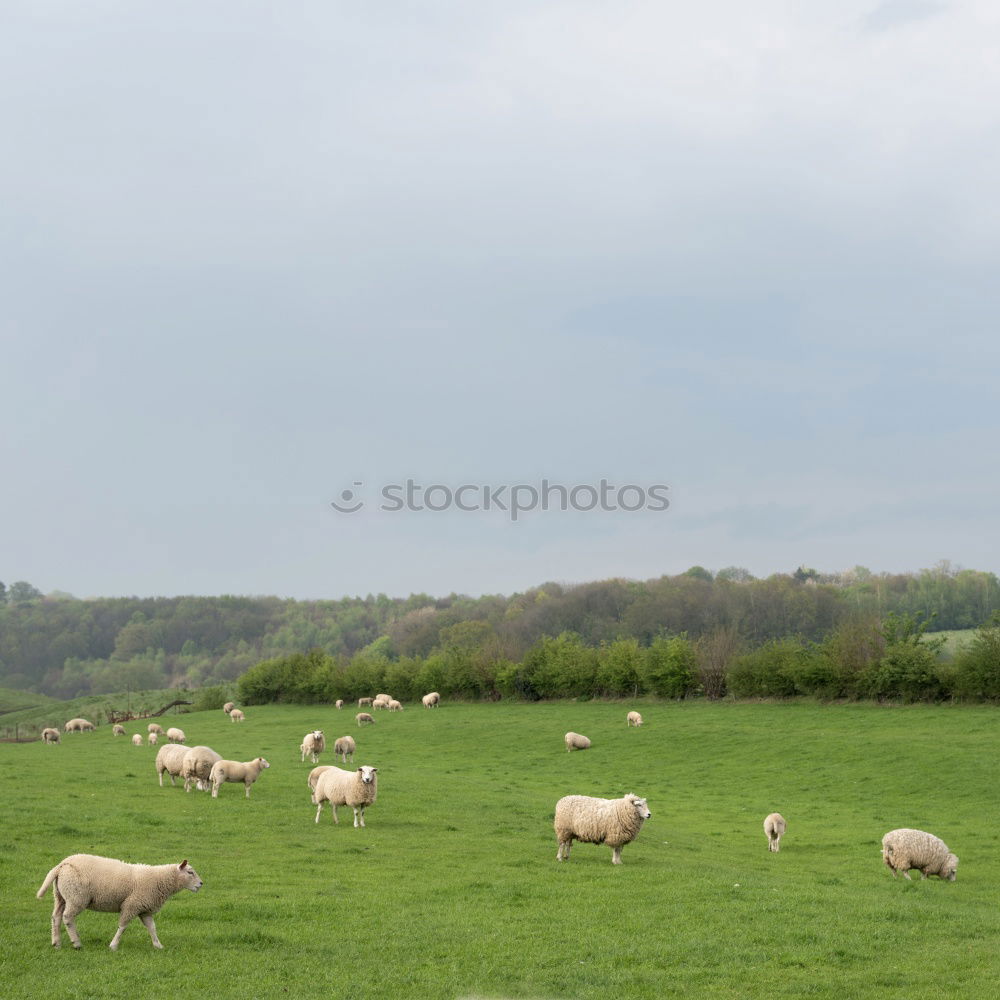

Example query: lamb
[388,699,403,711]
[300,730,326,764]
[421,691,440,708]
[113,724,126,737]
[764,812,787,852]
[311,765,378,827]
[554,793,651,865]
[147,723,164,735]
[64,718,95,733]
[223,702,235,714]
[36,853,202,950]
[230,709,245,723]
[209,757,270,798]
[564,731,591,752]
[155,744,190,787]
[148,732,158,746]
[166,727,186,744]
[333,735,356,763]
[626,711,643,728]
[356,712,375,727]
[131,734,143,747]
[308,765,333,793]
[372,695,391,710]
[358,697,373,707]
[882,828,959,881]
[335,699,344,709]
[181,746,222,793]
[41,728,61,744]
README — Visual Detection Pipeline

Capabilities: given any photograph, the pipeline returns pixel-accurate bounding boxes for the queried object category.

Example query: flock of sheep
[34,695,959,950]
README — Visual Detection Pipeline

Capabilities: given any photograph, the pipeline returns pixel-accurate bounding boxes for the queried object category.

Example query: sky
[2,1,999,601]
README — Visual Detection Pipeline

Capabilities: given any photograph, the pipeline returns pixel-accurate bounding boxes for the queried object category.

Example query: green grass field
[2,700,997,999]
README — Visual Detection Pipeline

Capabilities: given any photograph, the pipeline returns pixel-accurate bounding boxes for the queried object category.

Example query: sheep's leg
[354,806,365,828]
[50,889,65,947]
[901,869,912,880]
[556,840,570,861]
[108,914,135,951]
[314,801,324,823]
[245,782,251,799]
[211,783,220,799]
[158,771,164,787]
[611,846,623,865]
[331,803,339,824]
[62,904,84,949]
[139,913,163,949]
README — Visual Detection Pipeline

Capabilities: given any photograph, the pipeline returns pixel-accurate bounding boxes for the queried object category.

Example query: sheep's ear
[179,860,189,870]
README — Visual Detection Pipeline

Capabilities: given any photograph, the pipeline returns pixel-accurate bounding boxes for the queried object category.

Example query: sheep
[564,731,591,752]
[131,734,143,747]
[421,691,440,708]
[626,711,643,728]
[308,765,333,793]
[223,702,235,714]
[300,730,326,764]
[209,757,270,799]
[554,793,651,865]
[882,828,959,881]
[41,728,61,744]
[181,746,222,793]
[312,765,378,827]
[64,718,95,733]
[333,735,356,763]
[356,712,375,727]
[764,812,787,852]
[113,724,126,737]
[36,853,202,950]
[230,709,245,723]
[148,732,158,746]
[335,699,344,709]
[166,727,186,744]
[358,697,373,707]
[388,699,403,711]
[147,723,164,735]
[372,695,391,710]
[155,744,189,787]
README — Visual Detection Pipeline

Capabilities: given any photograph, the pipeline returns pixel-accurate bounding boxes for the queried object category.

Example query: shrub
[642,636,696,698]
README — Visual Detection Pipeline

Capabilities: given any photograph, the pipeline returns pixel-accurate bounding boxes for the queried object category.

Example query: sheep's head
[179,860,203,892]
[358,766,378,784]
[256,758,270,769]
[941,854,959,881]
[627,794,651,821]
[313,730,324,739]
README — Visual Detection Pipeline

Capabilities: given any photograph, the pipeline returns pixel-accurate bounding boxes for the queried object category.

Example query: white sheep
[147,723,165,735]
[882,828,959,881]
[358,697,374,707]
[764,812,787,852]
[333,735,356,763]
[356,712,375,727]
[113,724,126,737]
[41,728,61,744]
[372,694,391,710]
[626,711,643,728]
[421,691,440,708]
[181,746,222,793]
[37,853,202,950]
[564,731,591,752]
[308,765,333,793]
[131,734,143,747]
[155,744,189,787]
[300,730,326,764]
[148,732,158,746]
[209,757,270,799]
[312,765,378,827]
[223,702,235,714]
[335,699,344,709]
[229,709,245,723]
[554,793,651,865]
[388,699,403,711]
[166,727,186,744]
[64,718,95,733]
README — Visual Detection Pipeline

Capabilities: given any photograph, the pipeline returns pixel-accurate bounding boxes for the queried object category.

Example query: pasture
[1,700,998,999]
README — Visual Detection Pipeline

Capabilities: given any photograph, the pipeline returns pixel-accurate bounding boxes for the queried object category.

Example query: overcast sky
[2,1,998,600]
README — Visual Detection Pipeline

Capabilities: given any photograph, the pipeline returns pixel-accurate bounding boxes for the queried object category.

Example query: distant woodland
[2,563,999,703]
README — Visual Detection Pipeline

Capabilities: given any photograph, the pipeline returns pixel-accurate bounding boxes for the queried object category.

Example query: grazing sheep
[882,828,959,881]
[554,793,651,865]
[147,723,164,735]
[358,697,373,707]
[113,724,126,737]
[333,735,356,763]
[421,691,441,708]
[356,712,375,727]
[223,702,235,714]
[312,765,378,827]
[41,728,61,744]
[308,765,333,793]
[300,730,326,764]
[181,746,222,793]
[166,727,186,744]
[626,711,643,728]
[155,744,190,787]
[37,853,202,950]
[229,709,245,723]
[148,732,158,746]
[372,695,391,710]
[564,732,591,752]
[131,734,143,747]
[764,812,787,852]
[64,718,95,733]
[388,699,403,711]
[209,757,270,799]
[335,699,344,709]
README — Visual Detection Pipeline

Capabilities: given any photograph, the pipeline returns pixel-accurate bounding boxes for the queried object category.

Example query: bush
[193,685,228,712]
[642,636,696,698]
[727,640,802,698]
